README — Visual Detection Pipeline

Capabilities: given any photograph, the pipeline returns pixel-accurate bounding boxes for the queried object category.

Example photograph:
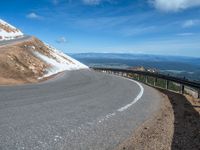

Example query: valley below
[71,53,200,82]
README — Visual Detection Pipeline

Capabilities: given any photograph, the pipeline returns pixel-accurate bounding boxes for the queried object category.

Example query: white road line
[95,75,144,125]
[117,77,144,112]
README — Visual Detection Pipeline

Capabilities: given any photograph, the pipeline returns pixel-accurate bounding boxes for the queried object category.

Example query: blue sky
[1,0,200,57]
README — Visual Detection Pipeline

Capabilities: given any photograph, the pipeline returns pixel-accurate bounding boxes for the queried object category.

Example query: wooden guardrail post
[166,80,169,89]
[93,68,200,99]
[145,76,148,83]
[154,77,157,86]
[180,84,185,94]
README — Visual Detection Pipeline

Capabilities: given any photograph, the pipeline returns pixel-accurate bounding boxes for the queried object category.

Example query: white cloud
[82,0,113,5]
[177,32,194,36]
[150,0,200,12]
[120,26,156,37]
[26,12,41,19]
[56,37,68,43]
[182,19,200,28]
[52,0,59,5]
[82,0,101,5]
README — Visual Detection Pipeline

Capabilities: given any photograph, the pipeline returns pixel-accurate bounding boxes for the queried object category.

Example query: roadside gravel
[115,89,200,150]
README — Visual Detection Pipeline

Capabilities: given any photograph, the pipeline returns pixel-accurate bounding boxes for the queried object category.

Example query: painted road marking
[117,78,144,112]
[96,76,144,124]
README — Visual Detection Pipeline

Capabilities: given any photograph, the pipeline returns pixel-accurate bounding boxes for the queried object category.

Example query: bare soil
[0,37,50,85]
[116,89,200,150]
[0,23,19,33]
[0,37,76,85]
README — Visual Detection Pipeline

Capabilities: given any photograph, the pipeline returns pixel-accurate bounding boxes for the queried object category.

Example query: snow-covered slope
[33,44,88,78]
[0,19,23,41]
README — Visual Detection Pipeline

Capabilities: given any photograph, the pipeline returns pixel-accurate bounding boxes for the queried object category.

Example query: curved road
[0,70,162,150]
[0,35,32,47]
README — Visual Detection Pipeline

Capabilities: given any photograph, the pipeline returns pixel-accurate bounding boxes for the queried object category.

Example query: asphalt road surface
[0,35,32,46]
[0,70,162,150]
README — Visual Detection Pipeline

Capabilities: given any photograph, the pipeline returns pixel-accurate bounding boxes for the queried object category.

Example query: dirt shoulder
[116,89,200,150]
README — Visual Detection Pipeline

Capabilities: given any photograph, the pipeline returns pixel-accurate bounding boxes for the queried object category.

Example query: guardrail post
[93,68,200,99]
[180,84,185,94]
[166,80,169,89]
[154,77,157,86]
[145,76,148,84]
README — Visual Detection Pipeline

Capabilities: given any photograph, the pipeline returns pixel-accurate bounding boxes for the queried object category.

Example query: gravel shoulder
[115,89,200,150]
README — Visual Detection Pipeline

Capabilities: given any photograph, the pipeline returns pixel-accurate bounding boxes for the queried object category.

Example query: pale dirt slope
[0,19,88,85]
[0,37,88,85]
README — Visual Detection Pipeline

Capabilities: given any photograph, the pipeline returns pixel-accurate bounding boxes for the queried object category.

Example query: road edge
[115,89,174,150]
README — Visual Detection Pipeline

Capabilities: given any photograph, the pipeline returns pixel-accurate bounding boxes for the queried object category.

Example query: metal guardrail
[92,67,200,98]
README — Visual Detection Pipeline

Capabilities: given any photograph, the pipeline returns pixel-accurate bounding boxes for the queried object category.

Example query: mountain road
[0,70,162,149]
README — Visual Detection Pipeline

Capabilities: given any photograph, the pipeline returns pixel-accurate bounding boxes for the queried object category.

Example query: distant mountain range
[70,53,200,81]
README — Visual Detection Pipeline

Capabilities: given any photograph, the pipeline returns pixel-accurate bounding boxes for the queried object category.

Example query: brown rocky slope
[0,37,84,85]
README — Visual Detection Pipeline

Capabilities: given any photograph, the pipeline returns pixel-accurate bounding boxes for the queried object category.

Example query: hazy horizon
[68,52,200,59]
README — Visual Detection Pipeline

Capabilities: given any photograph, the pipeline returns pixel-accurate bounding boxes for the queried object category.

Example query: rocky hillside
[0,19,88,85]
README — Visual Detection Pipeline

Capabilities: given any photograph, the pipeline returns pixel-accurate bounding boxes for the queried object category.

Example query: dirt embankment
[0,23,19,33]
[0,37,53,85]
[116,90,200,150]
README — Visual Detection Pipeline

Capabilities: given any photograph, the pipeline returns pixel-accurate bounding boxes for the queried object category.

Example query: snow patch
[33,45,88,78]
[0,19,23,41]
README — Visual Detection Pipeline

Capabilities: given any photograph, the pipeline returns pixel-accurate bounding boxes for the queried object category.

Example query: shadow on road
[158,89,200,150]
